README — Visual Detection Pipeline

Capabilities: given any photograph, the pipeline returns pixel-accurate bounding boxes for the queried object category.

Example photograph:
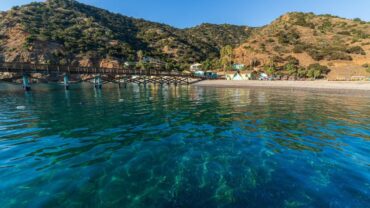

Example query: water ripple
[0,83,369,207]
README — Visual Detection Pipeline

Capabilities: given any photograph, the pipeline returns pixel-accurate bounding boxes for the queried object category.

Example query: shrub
[284,63,298,75]
[297,67,308,78]
[307,63,330,79]
[270,55,285,64]
[273,45,287,53]
[353,18,366,24]
[292,44,306,53]
[326,52,352,61]
[307,49,325,61]
[337,31,351,36]
[292,13,315,28]
[346,46,366,55]
[318,19,333,32]
[264,65,277,75]
[363,64,370,73]
[285,55,300,65]
[260,43,266,52]
[276,30,300,45]
[351,29,370,39]
[244,45,253,51]
[251,59,261,67]
[307,45,355,61]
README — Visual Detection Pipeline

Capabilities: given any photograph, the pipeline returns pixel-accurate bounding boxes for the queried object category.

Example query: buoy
[119,99,124,103]
[16,106,26,110]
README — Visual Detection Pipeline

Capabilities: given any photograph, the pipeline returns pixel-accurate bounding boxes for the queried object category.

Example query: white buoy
[16,106,26,110]
[119,99,124,103]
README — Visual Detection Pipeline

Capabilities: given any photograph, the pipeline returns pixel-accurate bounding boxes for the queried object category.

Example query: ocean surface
[0,83,369,208]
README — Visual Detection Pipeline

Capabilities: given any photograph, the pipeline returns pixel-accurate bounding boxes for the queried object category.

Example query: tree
[136,50,146,70]
[220,45,233,73]
[307,63,330,79]
[265,65,277,76]
[285,63,298,76]
[265,58,277,76]
[297,67,308,78]
[202,59,213,71]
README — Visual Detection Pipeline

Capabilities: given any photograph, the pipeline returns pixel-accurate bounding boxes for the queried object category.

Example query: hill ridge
[0,1,369,78]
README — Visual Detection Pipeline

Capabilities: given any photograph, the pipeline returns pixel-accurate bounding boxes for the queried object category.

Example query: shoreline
[194,80,370,92]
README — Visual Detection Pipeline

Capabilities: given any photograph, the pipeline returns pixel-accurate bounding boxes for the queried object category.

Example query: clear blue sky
[1,0,370,28]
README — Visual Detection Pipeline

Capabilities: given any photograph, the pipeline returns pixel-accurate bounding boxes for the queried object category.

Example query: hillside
[0,0,250,69]
[0,1,369,78]
[234,12,370,79]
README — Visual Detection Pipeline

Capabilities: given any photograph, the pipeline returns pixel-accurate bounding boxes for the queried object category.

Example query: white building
[190,63,202,72]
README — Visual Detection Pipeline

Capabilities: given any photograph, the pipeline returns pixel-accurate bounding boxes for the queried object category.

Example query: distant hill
[0,0,250,69]
[234,12,370,79]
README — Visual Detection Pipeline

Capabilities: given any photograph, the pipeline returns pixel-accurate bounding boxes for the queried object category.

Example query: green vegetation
[307,64,330,79]
[276,30,300,45]
[363,64,370,73]
[0,2,368,76]
[0,0,250,66]
[290,13,315,28]
[292,44,307,53]
[202,59,221,71]
[346,46,366,55]
[353,18,367,24]
[220,45,233,71]
[318,19,333,32]
[261,55,330,80]
[337,31,351,36]
[136,50,146,70]
[306,43,356,61]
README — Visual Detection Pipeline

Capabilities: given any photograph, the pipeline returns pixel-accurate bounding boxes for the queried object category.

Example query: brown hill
[234,12,370,79]
[0,0,249,69]
[0,1,369,79]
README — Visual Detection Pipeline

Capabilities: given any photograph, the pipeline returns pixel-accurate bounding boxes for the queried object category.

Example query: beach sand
[194,80,370,92]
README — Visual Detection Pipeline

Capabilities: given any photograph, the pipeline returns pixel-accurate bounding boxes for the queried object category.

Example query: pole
[22,74,31,91]
[64,74,70,90]
[95,75,102,89]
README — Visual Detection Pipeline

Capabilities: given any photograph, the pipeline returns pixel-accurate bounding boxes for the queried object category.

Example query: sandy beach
[194,80,370,92]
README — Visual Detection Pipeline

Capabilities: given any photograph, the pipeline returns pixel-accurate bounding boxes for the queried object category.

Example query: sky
[1,0,370,28]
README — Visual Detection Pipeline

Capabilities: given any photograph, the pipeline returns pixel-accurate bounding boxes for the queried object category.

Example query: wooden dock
[0,62,205,90]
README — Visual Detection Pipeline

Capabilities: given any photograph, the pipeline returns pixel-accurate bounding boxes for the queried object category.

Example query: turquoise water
[0,83,369,207]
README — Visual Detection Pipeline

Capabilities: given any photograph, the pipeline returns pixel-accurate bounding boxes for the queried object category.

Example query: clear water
[0,83,369,208]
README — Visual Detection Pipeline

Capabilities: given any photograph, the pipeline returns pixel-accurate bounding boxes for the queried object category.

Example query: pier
[0,62,204,90]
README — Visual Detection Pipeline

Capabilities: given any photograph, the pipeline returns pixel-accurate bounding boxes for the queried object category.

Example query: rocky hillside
[234,12,370,79]
[0,0,250,69]
[0,1,369,77]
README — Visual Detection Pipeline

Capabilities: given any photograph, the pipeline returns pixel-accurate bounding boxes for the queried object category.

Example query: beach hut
[226,72,246,80]
[204,71,218,79]
[190,63,202,72]
[194,70,205,77]
[259,73,269,80]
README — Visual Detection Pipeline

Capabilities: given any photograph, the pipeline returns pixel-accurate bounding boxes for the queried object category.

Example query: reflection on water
[0,83,369,207]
